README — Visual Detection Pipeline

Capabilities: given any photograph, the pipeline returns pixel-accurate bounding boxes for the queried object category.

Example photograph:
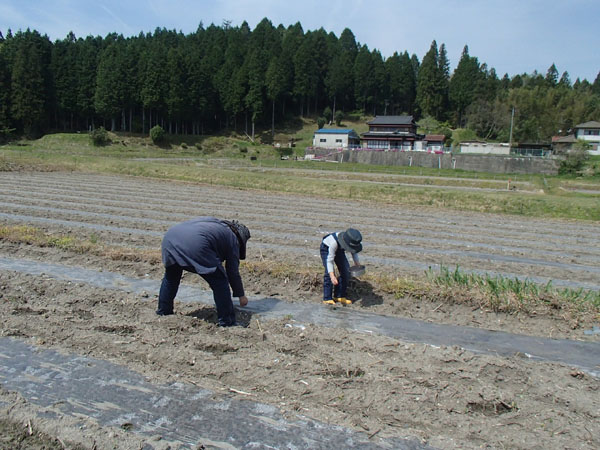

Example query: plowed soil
[1,171,599,449]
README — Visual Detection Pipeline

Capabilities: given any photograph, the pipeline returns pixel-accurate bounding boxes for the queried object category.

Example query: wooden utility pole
[509,106,515,149]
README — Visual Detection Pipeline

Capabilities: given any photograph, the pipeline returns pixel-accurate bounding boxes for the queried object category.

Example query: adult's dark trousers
[320,243,350,300]
[157,264,237,326]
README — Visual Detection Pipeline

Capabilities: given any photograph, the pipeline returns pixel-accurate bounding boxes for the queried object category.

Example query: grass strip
[426,264,600,313]
[2,149,599,221]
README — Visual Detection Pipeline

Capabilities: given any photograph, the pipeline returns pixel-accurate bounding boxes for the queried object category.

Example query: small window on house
[320,138,326,143]
[335,139,342,143]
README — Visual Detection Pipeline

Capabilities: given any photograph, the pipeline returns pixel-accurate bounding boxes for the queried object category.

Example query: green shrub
[334,110,344,126]
[345,112,362,122]
[90,127,109,146]
[150,125,165,144]
[317,117,326,129]
[559,144,590,175]
[452,128,479,147]
[0,127,16,144]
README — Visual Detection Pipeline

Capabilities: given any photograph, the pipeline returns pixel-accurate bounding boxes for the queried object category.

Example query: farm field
[0,170,599,449]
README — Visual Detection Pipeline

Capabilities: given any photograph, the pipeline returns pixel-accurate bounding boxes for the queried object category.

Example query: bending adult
[157,217,250,326]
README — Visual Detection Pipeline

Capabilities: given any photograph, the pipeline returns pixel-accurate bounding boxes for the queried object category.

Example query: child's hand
[329,272,338,285]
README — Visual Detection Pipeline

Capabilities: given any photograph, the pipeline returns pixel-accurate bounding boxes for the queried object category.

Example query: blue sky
[2,0,599,82]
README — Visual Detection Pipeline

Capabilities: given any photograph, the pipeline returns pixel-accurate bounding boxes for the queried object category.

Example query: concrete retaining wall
[307,149,559,175]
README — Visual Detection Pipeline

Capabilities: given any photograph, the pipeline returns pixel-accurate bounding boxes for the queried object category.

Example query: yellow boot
[335,297,352,305]
[323,299,336,305]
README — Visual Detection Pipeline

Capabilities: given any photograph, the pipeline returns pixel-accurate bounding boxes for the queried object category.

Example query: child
[320,228,363,305]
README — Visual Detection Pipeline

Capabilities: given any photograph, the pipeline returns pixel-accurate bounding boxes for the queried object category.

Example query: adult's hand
[239,295,248,307]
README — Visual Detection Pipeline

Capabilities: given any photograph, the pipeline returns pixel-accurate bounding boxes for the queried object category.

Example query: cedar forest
[1,18,599,143]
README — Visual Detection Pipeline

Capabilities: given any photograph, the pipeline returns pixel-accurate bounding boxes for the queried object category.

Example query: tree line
[1,18,599,143]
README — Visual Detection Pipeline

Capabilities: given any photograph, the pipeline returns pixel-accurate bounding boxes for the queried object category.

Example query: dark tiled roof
[367,115,414,125]
[361,132,417,140]
[574,121,600,129]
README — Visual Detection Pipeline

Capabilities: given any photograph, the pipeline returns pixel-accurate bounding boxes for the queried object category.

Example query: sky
[2,0,599,82]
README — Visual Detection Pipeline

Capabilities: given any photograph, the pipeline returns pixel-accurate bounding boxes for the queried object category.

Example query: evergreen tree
[449,45,480,126]
[278,23,304,118]
[437,43,450,117]
[166,46,187,133]
[370,49,387,115]
[214,23,247,129]
[385,52,403,114]
[545,63,559,87]
[484,67,500,101]
[266,55,286,136]
[558,71,571,88]
[184,29,214,134]
[399,52,417,114]
[139,37,168,131]
[511,74,524,89]
[416,40,445,120]
[121,37,141,133]
[94,38,127,131]
[354,44,373,113]
[500,73,511,91]
[245,48,265,139]
[0,36,12,132]
[51,31,78,130]
[325,51,353,117]
[9,30,51,137]
[293,36,318,116]
[338,28,358,60]
[309,28,332,115]
[386,52,420,115]
[76,36,101,131]
[592,71,600,96]
[244,18,279,135]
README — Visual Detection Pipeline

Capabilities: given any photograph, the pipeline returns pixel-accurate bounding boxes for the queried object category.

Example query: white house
[459,141,510,155]
[312,128,360,149]
[574,121,600,155]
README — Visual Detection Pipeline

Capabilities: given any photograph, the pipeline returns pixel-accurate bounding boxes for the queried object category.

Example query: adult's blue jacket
[161,217,244,297]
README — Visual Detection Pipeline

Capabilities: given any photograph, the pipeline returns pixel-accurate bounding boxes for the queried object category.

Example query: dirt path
[1,171,599,449]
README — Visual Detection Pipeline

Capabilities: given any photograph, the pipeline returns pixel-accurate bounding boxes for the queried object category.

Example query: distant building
[459,141,510,155]
[360,115,420,150]
[424,134,446,153]
[551,134,578,155]
[312,128,360,149]
[573,121,600,155]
